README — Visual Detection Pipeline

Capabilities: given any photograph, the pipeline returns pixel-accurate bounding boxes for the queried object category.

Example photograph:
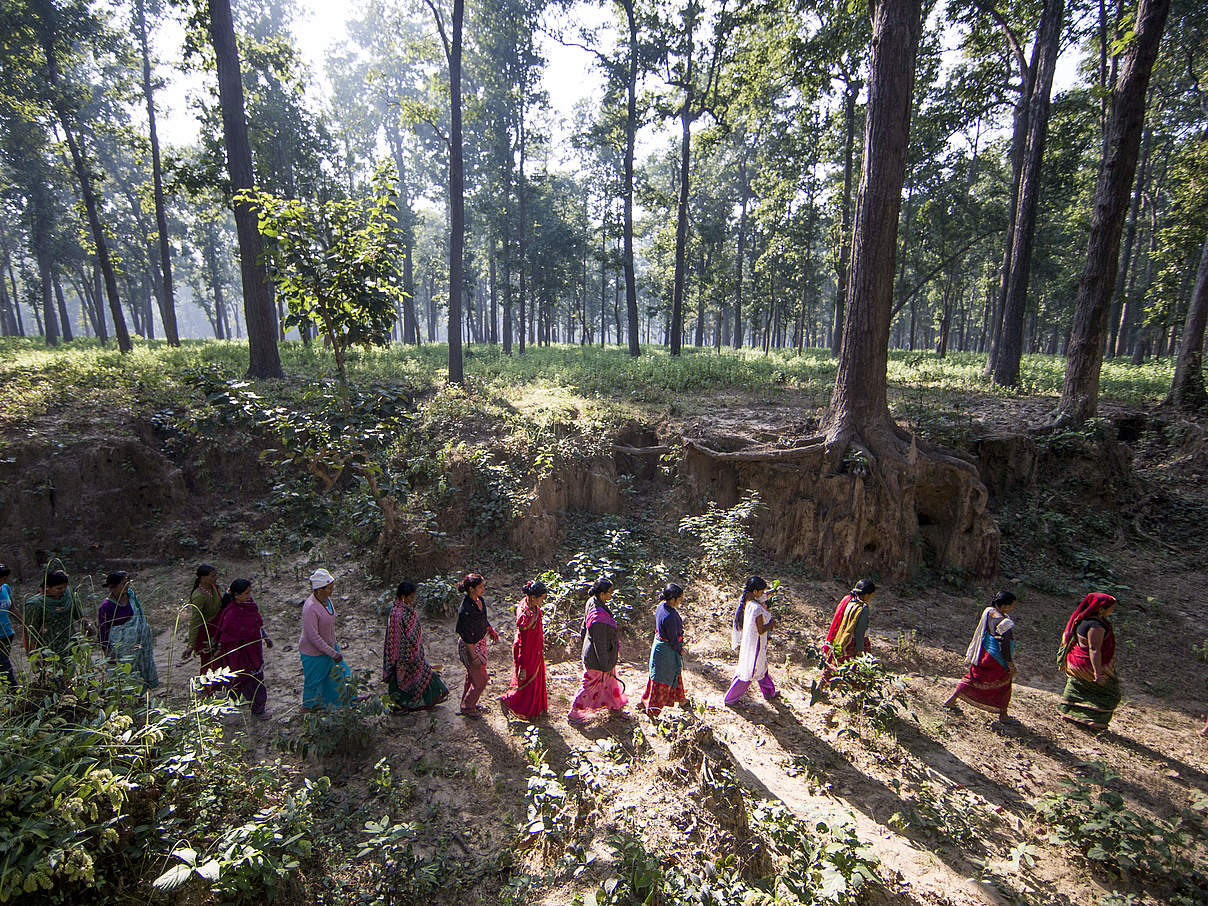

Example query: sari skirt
[569,669,627,722]
[952,651,1012,713]
[1059,672,1121,730]
[640,640,686,717]
[109,616,159,689]
[301,649,352,708]
[500,661,548,720]
[388,669,449,711]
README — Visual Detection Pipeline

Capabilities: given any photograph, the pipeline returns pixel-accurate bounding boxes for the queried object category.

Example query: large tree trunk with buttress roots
[686,0,998,579]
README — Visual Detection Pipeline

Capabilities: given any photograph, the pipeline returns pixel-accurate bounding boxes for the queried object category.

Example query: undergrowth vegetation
[0,649,319,905]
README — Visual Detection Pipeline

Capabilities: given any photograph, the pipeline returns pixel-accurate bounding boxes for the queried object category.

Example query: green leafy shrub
[0,648,318,904]
[810,654,908,732]
[748,800,879,906]
[678,489,764,577]
[1036,763,1206,901]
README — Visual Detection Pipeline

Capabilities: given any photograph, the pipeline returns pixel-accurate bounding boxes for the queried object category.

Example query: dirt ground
[5,538,1203,906]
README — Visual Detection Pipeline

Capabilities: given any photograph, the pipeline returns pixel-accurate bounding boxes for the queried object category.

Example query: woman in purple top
[216,578,273,717]
[98,571,158,689]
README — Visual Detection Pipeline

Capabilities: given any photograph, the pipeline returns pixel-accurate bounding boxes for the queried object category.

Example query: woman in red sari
[500,579,549,721]
[820,579,875,684]
[1057,592,1121,731]
[945,591,1018,721]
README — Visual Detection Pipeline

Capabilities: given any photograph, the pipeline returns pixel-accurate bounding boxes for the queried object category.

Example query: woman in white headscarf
[299,568,352,710]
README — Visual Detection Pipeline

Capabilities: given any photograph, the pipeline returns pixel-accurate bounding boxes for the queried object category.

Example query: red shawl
[825,595,854,644]
[1058,592,1116,665]
[502,600,547,719]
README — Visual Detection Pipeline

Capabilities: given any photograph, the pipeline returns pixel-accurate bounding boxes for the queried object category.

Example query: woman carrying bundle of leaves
[98,571,159,689]
[725,576,778,705]
[383,581,449,711]
[500,579,549,721]
[820,579,876,685]
[639,583,688,718]
[1057,592,1121,731]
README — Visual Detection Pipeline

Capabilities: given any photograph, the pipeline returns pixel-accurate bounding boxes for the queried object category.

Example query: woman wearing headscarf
[569,578,628,723]
[945,591,1018,721]
[299,568,352,711]
[1057,592,1121,731]
[820,579,876,684]
[500,579,549,721]
[216,578,273,718]
[383,581,449,711]
[182,564,223,674]
[639,583,688,718]
[725,576,778,705]
[98,571,159,689]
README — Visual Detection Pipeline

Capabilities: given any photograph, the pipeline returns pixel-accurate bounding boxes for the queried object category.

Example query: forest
[2,0,1208,905]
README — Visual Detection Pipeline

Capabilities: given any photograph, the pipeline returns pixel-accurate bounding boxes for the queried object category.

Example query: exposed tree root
[682,418,999,579]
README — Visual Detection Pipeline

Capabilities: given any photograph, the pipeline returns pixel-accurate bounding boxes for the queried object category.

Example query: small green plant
[814,654,908,732]
[678,489,764,576]
[749,799,880,905]
[276,668,386,763]
[1036,762,1205,897]
[889,780,985,848]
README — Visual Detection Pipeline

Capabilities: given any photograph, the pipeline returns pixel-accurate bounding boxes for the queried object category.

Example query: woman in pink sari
[569,579,627,724]
[500,579,549,721]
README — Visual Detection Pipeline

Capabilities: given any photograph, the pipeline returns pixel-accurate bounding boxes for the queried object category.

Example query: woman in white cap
[299,568,351,710]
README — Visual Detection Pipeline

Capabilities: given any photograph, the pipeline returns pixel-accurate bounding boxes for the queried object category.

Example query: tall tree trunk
[53,274,73,342]
[1111,127,1152,356]
[517,104,528,354]
[623,0,641,356]
[991,0,1064,387]
[207,0,282,377]
[669,12,695,357]
[831,76,860,357]
[136,0,178,346]
[985,41,1038,378]
[1166,233,1208,409]
[1058,0,1171,421]
[826,0,922,434]
[733,147,749,349]
[503,212,513,354]
[446,0,466,382]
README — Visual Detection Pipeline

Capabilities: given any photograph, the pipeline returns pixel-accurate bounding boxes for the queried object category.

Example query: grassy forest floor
[1,338,1206,906]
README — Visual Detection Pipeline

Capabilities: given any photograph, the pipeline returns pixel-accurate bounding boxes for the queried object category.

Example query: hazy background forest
[1,0,1205,385]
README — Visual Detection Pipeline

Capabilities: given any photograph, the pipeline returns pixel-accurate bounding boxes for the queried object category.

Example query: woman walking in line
[725,576,778,705]
[1057,592,1122,731]
[569,578,628,723]
[639,583,688,719]
[945,591,1019,722]
[0,565,16,687]
[300,568,352,711]
[455,573,498,717]
[22,569,84,659]
[500,579,549,721]
[98,571,159,689]
[215,578,273,718]
[383,581,449,711]
[821,579,876,684]
[182,564,223,674]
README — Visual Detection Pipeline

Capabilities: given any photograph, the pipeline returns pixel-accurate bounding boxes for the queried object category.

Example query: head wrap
[1057,592,1116,665]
